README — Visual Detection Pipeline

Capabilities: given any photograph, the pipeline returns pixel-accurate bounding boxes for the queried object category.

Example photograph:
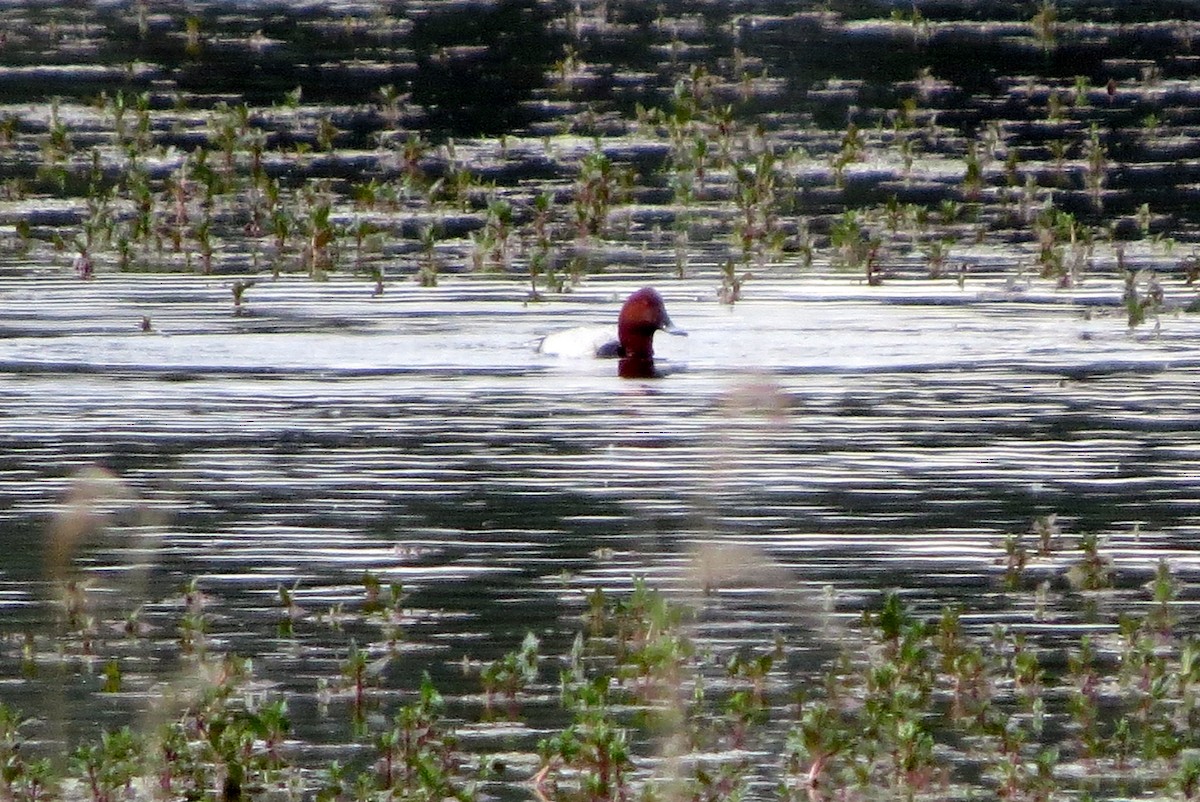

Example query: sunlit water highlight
[2,273,1200,792]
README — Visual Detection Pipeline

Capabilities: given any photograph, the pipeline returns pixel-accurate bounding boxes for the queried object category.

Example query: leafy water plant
[1124,269,1164,330]
[1065,530,1113,591]
[1033,207,1090,287]
[573,146,626,240]
[831,122,864,189]
[480,631,540,718]
[1031,0,1058,51]
[299,185,338,279]
[471,197,514,273]
[15,552,1200,802]
[70,727,142,802]
[732,149,785,269]
[830,210,882,284]
[718,259,749,304]
[417,222,440,287]
[1084,122,1107,209]
[376,674,468,802]
[0,704,56,801]
[525,190,560,296]
[536,674,633,802]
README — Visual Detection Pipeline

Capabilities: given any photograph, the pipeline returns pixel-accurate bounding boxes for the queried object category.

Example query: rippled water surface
[4,276,1200,734]
[4,0,1200,795]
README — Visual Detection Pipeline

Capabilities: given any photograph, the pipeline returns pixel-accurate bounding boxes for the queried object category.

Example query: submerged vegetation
[6,526,1200,801]
[0,0,1196,318]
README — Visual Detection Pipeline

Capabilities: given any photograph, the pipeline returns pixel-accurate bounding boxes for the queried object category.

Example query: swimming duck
[537,287,686,378]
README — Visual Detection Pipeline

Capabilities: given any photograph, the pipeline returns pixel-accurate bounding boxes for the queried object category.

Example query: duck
[537,287,686,378]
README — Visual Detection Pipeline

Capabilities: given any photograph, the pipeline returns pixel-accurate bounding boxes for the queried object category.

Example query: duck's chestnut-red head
[616,287,685,376]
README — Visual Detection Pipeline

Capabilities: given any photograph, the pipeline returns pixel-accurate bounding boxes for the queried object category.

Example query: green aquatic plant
[277,582,303,637]
[1003,525,1032,588]
[417,222,440,288]
[1031,0,1058,51]
[0,704,56,802]
[339,640,379,729]
[70,727,142,802]
[471,197,514,273]
[14,556,1200,802]
[1065,530,1113,591]
[526,190,560,296]
[784,700,853,799]
[377,674,467,801]
[349,219,383,290]
[177,578,210,656]
[718,259,749,304]
[573,146,626,239]
[1174,753,1200,800]
[1073,74,1090,106]
[961,141,983,200]
[1034,207,1089,287]
[480,631,540,718]
[299,183,338,279]
[1084,122,1107,209]
[831,122,864,189]
[1144,558,1178,639]
[1123,269,1163,330]
[922,236,953,279]
[1065,633,1099,753]
[830,210,882,284]
[794,216,816,269]
[537,674,633,802]
[317,114,339,152]
[732,149,784,269]
[1032,512,1061,555]
[397,133,430,193]
[428,139,481,211]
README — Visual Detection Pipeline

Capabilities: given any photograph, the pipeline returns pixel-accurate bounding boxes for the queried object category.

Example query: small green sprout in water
[1124,268,1163,331]
[231,279,255,315]
[831,121,863,188]
[361,570,384,612]
[1174,751,1200,800]
[1144,557,1178,639]
[961,141,983,200]
[1030,0,1057,51]
[480,631,540,718]
[923,236,953,279]
[718,259,749,304]
[1084,122,1107,209]
[177,588,209,655]
[526,190,558,297]
[417,222,440,287]
[101,658,121,693]
[1003,528,1032,593]
[277,582,304,637]
[1031,512,1060,555]
[830,210,882,285]
[1065,530,1112,591]
[340,640,372,727]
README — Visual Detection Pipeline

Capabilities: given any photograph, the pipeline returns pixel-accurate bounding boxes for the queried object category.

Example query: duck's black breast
[596,340,625,359]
